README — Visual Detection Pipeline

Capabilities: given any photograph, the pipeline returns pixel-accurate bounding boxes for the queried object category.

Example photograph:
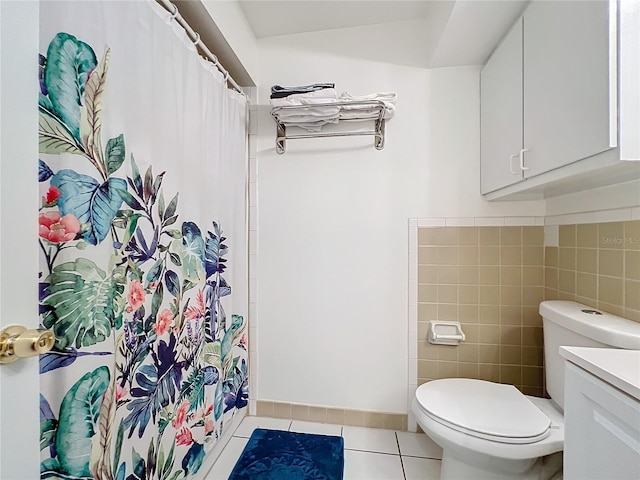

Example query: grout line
[399,455,408,479]
[343,448,400,456]
[396,432,407,480]
[401,454,443,460]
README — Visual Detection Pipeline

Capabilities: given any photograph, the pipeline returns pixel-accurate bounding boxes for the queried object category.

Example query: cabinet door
[564,362,640,480]
[524,0,616,177]
[480,18,523,194]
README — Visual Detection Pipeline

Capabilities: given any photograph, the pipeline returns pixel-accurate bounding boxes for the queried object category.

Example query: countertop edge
[560,346,640,401]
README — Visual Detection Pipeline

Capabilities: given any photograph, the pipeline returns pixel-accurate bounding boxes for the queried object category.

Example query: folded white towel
[338,91,396,119]
[273,102,340,116]
[271,90,397,132]
[271,97,338,109]
[339,91,397,104]
[281,119,339,132]
[339,109,388,121]
[272,89,341,128]
[276,111,340,122]
[270,88,338,107]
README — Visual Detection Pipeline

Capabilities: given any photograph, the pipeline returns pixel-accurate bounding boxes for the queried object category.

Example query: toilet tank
[540,300,640,410]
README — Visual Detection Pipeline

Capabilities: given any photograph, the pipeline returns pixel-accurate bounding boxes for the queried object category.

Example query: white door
[523,0,616,177]
[480,17,524,194]
[0,1,41,478]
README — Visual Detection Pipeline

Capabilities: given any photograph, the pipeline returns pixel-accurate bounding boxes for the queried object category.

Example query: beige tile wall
[255,400,407,430]
[417,226,545,396]
[545,221,640,322]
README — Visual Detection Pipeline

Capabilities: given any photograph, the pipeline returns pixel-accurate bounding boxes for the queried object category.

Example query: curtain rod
[157,0,246,97]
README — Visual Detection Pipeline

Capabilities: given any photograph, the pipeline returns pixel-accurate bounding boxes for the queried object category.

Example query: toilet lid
[415,379,551,444]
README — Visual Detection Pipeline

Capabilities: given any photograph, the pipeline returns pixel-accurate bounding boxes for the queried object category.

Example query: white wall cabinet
[523,0,614,178]
[480,19,523,193]
[564,361,640,480]
[480,0,639,199]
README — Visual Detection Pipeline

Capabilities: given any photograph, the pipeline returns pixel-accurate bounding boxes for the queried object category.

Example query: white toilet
[412,300,640,480]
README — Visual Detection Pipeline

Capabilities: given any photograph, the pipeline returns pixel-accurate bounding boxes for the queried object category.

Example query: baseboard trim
[255,400,407,431]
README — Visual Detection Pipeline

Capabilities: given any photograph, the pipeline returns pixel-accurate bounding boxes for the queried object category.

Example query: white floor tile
[342,426,400,455]
[397,431,443,459]
[402,456,442,480]
[206,436,248,479]
[344,450,404,480]
[289,420,342,436]
[233,416,292,438]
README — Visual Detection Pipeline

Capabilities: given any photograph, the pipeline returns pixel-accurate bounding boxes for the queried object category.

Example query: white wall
[253,37,545,413]
[203,6,637,414]
[200,0,260,82]
[189,2,639,415]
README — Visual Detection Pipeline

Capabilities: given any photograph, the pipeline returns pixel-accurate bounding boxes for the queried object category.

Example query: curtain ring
[170,3,179,19]
[224,71,229,82]
[192,33,201,47]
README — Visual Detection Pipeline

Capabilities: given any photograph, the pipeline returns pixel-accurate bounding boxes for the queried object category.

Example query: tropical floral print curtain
[37,2,248,479]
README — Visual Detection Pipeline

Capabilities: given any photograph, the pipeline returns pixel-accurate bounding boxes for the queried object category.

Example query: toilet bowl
[413,378,564,480]
[412,301,640,480]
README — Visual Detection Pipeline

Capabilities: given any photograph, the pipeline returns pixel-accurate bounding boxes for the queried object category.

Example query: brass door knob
[0,325,55,364]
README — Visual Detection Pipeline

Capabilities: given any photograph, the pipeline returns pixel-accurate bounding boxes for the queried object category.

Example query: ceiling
[238,0,530,68]
[239,1,443,38]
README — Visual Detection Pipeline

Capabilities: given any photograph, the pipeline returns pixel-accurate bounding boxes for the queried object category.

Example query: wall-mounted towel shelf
[270,100,387,154]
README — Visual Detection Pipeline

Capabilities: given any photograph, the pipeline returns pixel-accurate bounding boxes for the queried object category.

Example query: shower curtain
[37,2,248,479]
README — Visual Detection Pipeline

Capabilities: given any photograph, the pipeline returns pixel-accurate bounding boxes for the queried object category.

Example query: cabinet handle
[519,148,530,171]
[509,154,519,175]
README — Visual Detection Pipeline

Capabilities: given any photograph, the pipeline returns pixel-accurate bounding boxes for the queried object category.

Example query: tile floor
[206,416,443,479]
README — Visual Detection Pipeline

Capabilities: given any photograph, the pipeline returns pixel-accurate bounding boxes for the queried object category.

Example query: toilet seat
[415,379,551,444]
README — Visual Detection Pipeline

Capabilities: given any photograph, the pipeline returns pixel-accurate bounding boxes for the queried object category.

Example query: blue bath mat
[228,428,344,480]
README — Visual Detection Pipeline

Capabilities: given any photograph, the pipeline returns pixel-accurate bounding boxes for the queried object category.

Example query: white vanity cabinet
[480,0,639,198]
[561,347,640,480]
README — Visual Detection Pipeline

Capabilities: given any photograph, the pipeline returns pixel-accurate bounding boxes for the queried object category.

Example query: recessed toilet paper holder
[428,321,465,346]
